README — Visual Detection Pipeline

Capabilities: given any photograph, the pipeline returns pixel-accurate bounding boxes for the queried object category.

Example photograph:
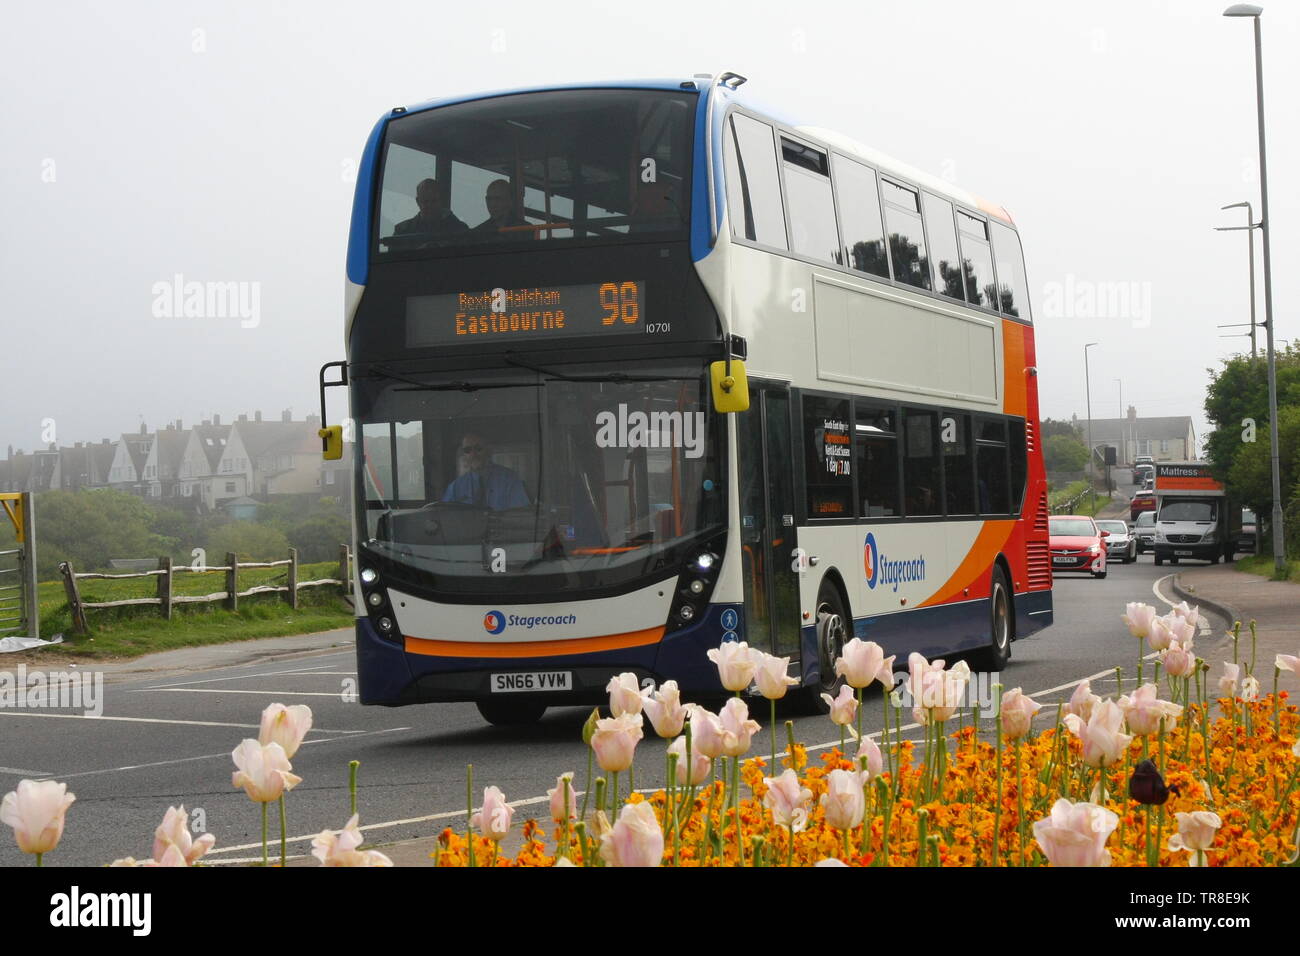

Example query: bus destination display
[407,281,645,346]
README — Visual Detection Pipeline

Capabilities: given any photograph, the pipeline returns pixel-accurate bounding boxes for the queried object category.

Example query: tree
[1204,346,1300,483]
[287,514,351,563]
[1226,404,1300,536]
[1040,418,1081,440]
[1044,433,1089,473]
[33,489,167,579]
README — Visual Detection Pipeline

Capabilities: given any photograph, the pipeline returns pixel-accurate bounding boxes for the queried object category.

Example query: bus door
[738,383,801,661]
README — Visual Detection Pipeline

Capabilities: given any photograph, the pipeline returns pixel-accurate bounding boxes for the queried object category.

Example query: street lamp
[1085,342,1098,511]
[1114,378,1124,470]
[1224,3,1285,573]
[1214,201,1259,358]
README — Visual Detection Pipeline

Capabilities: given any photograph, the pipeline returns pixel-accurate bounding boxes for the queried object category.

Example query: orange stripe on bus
[1002,320,1028,419]
[975,196,1015,224]
[918,520,1015,608]
[403,626,665,658]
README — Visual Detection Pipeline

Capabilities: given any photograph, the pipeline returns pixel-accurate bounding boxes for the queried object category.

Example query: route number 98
[599,282,640,326]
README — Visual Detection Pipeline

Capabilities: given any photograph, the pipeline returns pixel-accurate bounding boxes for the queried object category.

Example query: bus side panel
[356,617,416,706]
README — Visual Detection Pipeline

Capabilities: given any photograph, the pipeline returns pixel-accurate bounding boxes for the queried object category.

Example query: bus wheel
[476,700,547,726]
[800,584,848,714]
[974,567,1012,671]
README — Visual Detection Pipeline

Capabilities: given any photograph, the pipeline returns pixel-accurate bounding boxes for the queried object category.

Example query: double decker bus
[321,73,1053,724]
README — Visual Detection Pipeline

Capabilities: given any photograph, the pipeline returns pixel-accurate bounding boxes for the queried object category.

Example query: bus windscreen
[375,89,695,258]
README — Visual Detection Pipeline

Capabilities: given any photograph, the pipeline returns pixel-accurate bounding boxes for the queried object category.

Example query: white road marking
[34,727,412,782]
[143,660,351,689]
[134,688,346,698]
[0,767,51,777]
[1152,573,1213,636]
[0,711,367,732]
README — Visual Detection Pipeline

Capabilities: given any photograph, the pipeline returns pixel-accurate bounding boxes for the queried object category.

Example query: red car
[1049,515,1108,579]
[1129,491,1157,522]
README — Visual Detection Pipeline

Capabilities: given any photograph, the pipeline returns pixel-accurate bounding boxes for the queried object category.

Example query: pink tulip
[599,800,664,867]
[1241,674,1260,701]
[109,856,160,867]
[1169,601,1200,627]
[821,684,858,727]
[1147,617,1174,651]
[1219,662,1240,697]
[1032,798,1118,867]
[835,638,894,690]
[1118,683,1182,736]
[548,773,577,823]
[1063,699,1133,768]
[231,739,302,803]
[718,697,761,758]
[687,705,726,760]
[1,779,75,856]
[819,768,867,831]
[590,712,644,772]
[1166,810,1221,866]
[1000,688,1042,741]
[1161,637,1196,679]
[1277,652,1300,676]
[311,813,393,866]
[641,680,688,738]
[763,769,812,832]
[814,857,849,866]
[754,652,800,700]
[258,703,313,759]
[909,655,969,724]
[1152,614,1195,652]
[606,673,644,718]
[152,805,215,866]
[667,735,711,786]
[471,785,514,842]
[1121,602,1157,640]
[707,640,758,692]
[856,734,884,779]
[1065,680,1099,722]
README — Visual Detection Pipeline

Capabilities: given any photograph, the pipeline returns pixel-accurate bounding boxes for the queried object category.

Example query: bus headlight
[689,579,706,595]
[367,591,384,608]
[693,553,716,572]
[678,604,695,622]
[377,617,394,633]
[360,567,379,585]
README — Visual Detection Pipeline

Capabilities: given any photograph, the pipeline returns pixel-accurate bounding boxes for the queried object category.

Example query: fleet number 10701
[645,322,671,335]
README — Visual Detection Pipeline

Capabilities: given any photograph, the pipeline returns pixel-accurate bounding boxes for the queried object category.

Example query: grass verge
[1234,554,1300,583]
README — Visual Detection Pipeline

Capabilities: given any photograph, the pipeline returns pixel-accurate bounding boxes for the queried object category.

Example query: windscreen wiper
[503,352,697,383]
[364,365,540,392]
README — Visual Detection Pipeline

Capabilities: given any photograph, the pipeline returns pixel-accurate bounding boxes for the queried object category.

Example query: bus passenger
[394,178,469,239]
[442,432,530,510]
[471,179,527,236]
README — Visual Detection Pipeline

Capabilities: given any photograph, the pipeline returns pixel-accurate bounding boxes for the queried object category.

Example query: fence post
[286,548,299,609]
[157,555,173,621]
[60,561,88,635]
[338,544,350,590]
[21,491,38,640]
[225,552,238,612]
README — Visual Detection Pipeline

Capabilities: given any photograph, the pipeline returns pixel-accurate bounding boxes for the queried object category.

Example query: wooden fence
[58,545,352,634]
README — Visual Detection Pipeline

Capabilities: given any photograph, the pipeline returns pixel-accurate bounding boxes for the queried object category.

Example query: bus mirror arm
[318,360,349,461]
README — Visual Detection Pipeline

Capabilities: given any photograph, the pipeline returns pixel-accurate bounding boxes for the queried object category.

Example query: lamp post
[1224,3,1285,573]
[1085,342,1098,512]
[1214,200,1258,358]
[1114,378,1124,471]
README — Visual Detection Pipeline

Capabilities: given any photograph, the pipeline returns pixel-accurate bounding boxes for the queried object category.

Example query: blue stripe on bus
[346,115,389,288]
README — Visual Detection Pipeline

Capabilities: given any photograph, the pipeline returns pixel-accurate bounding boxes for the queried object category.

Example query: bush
[206,521,291,562]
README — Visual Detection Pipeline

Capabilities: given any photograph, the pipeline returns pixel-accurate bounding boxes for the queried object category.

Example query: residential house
[214,411,325,504]
[56,440,116,491]
[143,422,191,499]
[177,418,232,510]
[1074,407,1197,467]
[106,426,154,494]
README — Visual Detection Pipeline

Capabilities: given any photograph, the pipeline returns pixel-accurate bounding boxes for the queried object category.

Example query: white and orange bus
[321,72,1053,724]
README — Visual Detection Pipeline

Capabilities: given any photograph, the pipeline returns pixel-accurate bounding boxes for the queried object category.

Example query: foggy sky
[2,0,1296,457]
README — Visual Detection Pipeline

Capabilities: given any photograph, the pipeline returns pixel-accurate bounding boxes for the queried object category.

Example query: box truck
[1152,462,1241,566]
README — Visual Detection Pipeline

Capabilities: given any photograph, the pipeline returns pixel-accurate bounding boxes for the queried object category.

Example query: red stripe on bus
[918,520,1015,608]
[403,626,666,658]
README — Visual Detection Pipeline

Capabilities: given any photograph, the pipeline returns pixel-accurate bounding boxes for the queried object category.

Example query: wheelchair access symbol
[721,609,739,631]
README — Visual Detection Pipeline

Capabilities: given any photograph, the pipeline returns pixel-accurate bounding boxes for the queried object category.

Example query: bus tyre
[1154,554,1163,566]
[800,583,848,714]
[974,567,1012,671]
[476,699,547,726]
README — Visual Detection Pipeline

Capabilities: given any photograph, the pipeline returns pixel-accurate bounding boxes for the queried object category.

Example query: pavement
[1170,562,1300,668]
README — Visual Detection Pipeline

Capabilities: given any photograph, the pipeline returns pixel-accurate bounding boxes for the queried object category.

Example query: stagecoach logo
[482,610,579,635]
[864,533,927,593]
[483,610,507,635]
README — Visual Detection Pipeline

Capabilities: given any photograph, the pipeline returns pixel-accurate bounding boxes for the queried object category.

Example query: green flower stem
[574,821,590,866]
[877,777,891,867]
[595,776,607,820]
[992,683,1003,866]
[1249,620,1257,675]
[916,808,929,867]
[787,824,795,868]
[349,760,360,818]
[1231,620,1241,664]
[489,839,499,868]
[580,745,594,821]
[855,687,864,752]
[466,764,477,868]
[770,697,778,778]
[1274,667,1281,737]
[840,724,846,757]
[279,795,287,868]
[733,756,745,868]
[666,751,678,865]
[35,852,42,868]
[841,826,851,861]
[261,801,268,867]
[1144,804,1153,867]
[883,693,894,781]
[611,771,619,816]
[1015,738,1025,867]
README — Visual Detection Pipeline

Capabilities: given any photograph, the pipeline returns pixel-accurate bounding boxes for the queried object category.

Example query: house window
[225,481,236,493]
[1160,440,1169,454]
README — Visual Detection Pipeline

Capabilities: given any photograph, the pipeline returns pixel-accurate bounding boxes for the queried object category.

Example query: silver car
[1133,510,1157,554]
[1097,519,1137,563]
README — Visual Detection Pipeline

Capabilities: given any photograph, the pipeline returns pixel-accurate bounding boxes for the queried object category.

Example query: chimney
[101,438,110,445]
[281,408,291,423]
[202,419,211,427]
[213,414,221,426]
[1127,405,1137,421]
[255,410,263,423]
[176,419,183,430]
[239,414,248,423]
[140,422,147,435]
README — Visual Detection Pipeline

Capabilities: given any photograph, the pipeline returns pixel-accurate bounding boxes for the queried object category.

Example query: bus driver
[441,432,530,510]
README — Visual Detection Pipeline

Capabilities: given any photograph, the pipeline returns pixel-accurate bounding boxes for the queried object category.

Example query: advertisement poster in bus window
[803,396,852,516]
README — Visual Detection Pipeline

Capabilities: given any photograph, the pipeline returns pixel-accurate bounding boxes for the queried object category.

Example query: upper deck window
[724,114,788,249]
[780,138,839,264]
[374,89,694,259]
[990,220,1032,320]
[832,156,889,279]
[881,180,930,291]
